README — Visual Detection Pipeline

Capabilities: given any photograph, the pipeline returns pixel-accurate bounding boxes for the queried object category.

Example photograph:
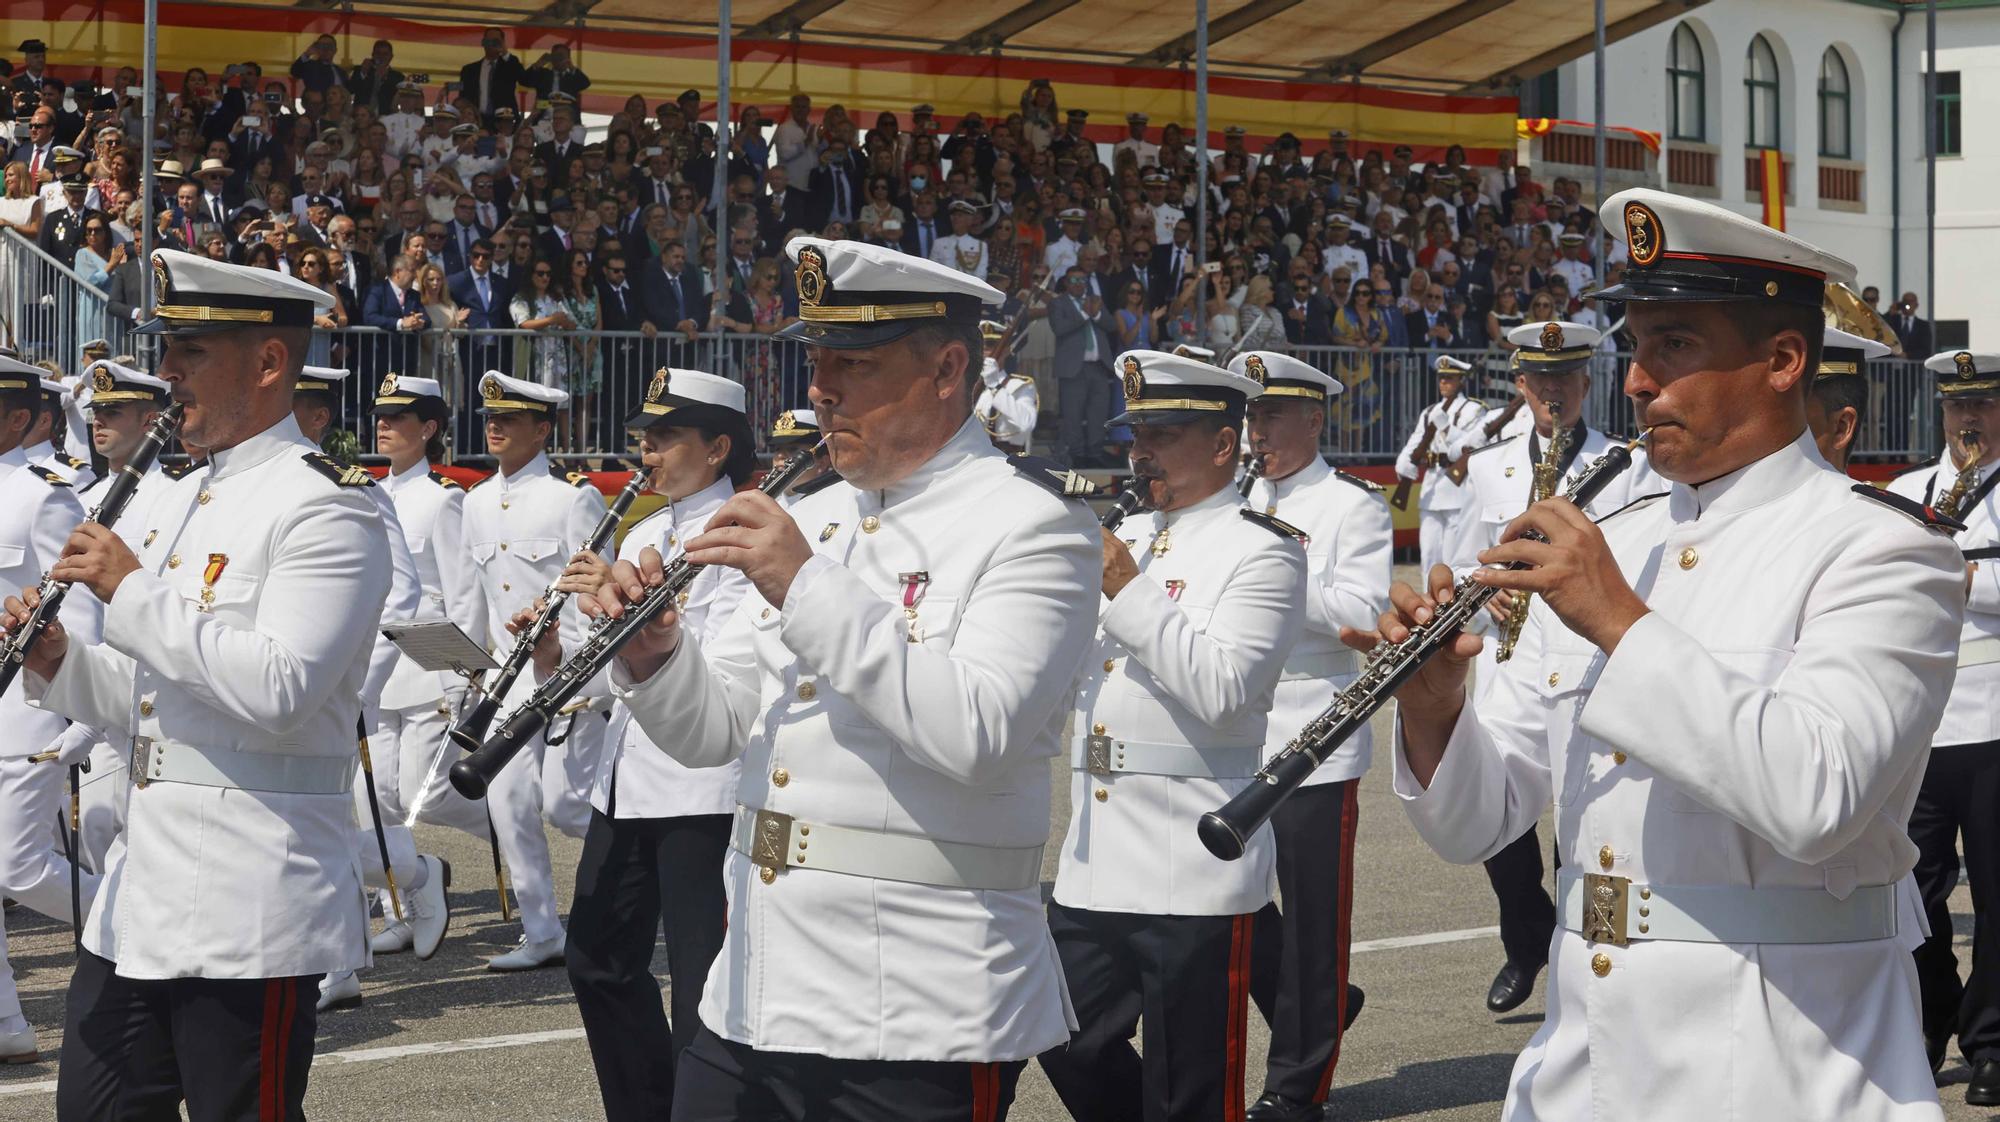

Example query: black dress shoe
[1926,1030,1948,1076]
[1245,1091,1322,1122]
[1967,1058,2000,1106]
[1486,961,1542,1014]
[1342,984,1366,1031]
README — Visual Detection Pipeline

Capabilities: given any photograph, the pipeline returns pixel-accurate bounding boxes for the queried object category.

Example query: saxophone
[1494,407,1567,663]
[1936,431,1985,523]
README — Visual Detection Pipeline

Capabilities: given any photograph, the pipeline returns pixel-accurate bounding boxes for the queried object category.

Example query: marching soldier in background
[767,407,839,504]
[1232,351,1391,1122]
[1042,349,1306,1122]
[461,371,609,971]
[4,250,392,1119]
[288,365,452,1011]
[369,375,492,844]
[1443,319,1660,1016]
[977,318,1039,453]
[1382,189,1963,1119]
[1393,354,1485,574]
[61,339,113,459]
[24,373,96,488]
[588,239,1099,1120]
[1888,351,2000,1101]
[0,352,98,1064]
[1806,328,1890,473]
[552,368,756,1121]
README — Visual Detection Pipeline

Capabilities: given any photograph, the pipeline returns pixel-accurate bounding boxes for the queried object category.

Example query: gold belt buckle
[1084,734,1114,776]
[748,809,795,883]
[130,736,154,789]
[1582,873,1630,947]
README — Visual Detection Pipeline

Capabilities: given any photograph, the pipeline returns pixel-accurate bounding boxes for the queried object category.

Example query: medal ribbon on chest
[1165,579,1187,601]
[899,571,930,644]
[198,553,229,612]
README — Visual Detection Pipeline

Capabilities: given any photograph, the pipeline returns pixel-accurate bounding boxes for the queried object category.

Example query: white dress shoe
[317,970,362,1013]
[408,855,451,961]
[370,919,412,955]
[0,1015,38,1064]
[485,932,565,972]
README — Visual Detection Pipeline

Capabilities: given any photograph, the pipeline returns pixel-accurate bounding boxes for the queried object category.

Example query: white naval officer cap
[769,407,821,446]
[371,372,449,418]
[1927,351,2000,400]
[478,371,569,414]
[295,364,352,396]
[1818,328,1890,382]
[1507,321,1601,372]
[137,248,334,336]
[1109,348,1261,428]
[1232,351,1341,402]
[1170,343,1217,361]
[625,366,747,429]
[0,353,40,392]
[778,237,1003,351]
[83,359,170,406]
[1433,355,1474,377]
[37,374,71,407]
[1593,188,1855,308]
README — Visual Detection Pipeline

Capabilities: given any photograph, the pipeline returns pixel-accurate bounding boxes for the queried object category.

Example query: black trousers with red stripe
[56,949,318,1122]
[1249,779,1358,1105]
[671,1024,1025,1121]
[1484,824,1556,970]
[1039,902,1253,1122]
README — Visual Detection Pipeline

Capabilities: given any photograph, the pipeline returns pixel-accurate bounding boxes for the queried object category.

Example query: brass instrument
[1495,406,1568,663]
[1937,431,1985,523]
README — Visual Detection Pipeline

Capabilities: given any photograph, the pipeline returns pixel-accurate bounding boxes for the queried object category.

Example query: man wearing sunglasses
[458,28,525,126]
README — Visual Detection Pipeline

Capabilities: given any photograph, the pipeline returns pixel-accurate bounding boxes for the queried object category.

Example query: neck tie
[481,203,495,229]
[477,274,489,308]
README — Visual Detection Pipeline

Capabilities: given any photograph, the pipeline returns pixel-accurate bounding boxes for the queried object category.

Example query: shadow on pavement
[1332,1051,1518,1121]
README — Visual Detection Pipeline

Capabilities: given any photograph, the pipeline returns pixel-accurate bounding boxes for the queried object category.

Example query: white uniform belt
[1556,871,1898,945]
[1069,734,1262,778]
[1960,636,2000,668]
[730,804,1042,892]
[1279,648,1360,681]
[129,737,358,796]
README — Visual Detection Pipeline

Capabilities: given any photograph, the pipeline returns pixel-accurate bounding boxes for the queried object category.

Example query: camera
[408,72,430,85]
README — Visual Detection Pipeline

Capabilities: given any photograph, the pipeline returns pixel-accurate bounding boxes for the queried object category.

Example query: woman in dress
[1231,275,1287,361]
[715,258,796,433]
[1331,275,1391,442]
[560,247,601,449]
[415,261,467,386]
[508,256,577,405]
[1488,287,1526,355]
[71,215,123,350]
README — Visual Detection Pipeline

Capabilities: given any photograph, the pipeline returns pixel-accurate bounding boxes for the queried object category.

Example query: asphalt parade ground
[0,569,1990,1121]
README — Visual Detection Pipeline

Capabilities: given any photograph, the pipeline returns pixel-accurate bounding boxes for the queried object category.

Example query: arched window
[1745,34,1781,150]
[1818,48,1851,158]
[1667,24,1706,142]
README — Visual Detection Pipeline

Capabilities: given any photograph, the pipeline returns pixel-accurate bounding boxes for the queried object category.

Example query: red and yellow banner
[1516,118,1661,156]
[1759,148,1786,231]
[5,2,1518,160]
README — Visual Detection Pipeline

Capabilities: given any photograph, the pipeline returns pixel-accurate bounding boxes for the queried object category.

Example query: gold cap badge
[647,368,670,403]
[1539,321,1564,351]
[772,412,803,436]
[1958,352,1978,378]
[1121,355,1145,401]
[151,253,171,302]
[91,365,115,394]
[795,246,827,308]
[378,372,399,397]
[1243,355,1267,386]
[480,375,503,402]
[1623,202,1663,267]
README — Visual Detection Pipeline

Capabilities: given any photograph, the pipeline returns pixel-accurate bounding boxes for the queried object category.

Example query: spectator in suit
[103,244,147,327]
[440,193,488,276]
[1887,291,1934,451]
[346,40,404,115]
[1364,210,1410,287]
[449,236,513,378]
[756,164,808,258]
[899,192,944,261]
[1149,219,1194,311]
[595,251,646,424]
[1278,261,1334,347]
[1404,286,1462,351]
[635,240,707,370]
[719,228,760,296]
[806,137,863,232]
[1891,292,1933,357]
[10,108,58,185]
[537,194,579,261]
[363,252,427,380]
[288,34,342,95]
[524,43,591,104]
[533,106,584,190]
[1047,265,1119,467]
[459,29,525,124]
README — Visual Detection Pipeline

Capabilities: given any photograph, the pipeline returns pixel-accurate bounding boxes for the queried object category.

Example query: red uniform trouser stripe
[969,1061,999,1122]
[1226,913,1253,1122]
[1313,779,1362,1103]
[258,977,300,1121]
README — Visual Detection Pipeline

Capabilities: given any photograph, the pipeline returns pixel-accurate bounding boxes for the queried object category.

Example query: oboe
[451,443,825,798]
[1198,430,1650,860]
[445,471,648,754]
[1,402,184,698]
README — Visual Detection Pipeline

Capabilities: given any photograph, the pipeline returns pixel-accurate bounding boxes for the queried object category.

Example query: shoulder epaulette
[1008,454,1092,501]
[1468,435,1519,458]
[1891,459,1935,480]
[1006,372,1036,386]
[59,453,88,470]
[1240,508,1309,544]
[1333,468,1384,495]
[1598,491,1668,523]
[162,458,200,480]
[25,464,69,487]
[428,469,464,490]
[1851,482,1965,533]
[301,452,376,488]
[553,465,593,488]
[790,470,844,497]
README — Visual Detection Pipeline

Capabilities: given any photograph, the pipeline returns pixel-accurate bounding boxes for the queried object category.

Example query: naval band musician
[1374,189,1965,1119]
[586,237,1101,1121]
[5,249,393,1121]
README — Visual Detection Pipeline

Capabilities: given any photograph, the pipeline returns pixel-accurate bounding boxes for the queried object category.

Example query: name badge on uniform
[899,571,930,643]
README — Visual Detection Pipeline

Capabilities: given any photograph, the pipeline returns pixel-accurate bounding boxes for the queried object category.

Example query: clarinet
[445,471,648,755]
[1100,486,1147,532]
[451,443,825,798]
[1236,451,1267,501]
[1197,430,1650,861]
[1,403,184,698]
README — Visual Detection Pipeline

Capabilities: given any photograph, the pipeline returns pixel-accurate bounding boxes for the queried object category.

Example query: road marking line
[0,927,1502,1096]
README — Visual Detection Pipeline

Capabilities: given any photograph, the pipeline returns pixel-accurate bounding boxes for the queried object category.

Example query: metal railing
[1,229,138,364]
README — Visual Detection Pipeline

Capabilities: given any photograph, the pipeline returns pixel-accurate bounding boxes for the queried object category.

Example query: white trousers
[375,700,489,837]
[1417,507,1461,579]
[485,682,603,943]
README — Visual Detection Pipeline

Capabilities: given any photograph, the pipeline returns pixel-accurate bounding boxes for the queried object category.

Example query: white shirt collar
[385,458,431,492]
[501,450,552,489]
[206,413,314,482]
[1671,429,1821,522]
[877,412,996,509]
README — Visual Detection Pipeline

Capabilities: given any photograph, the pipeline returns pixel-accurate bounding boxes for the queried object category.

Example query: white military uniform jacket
[1,448,95,759]
[379,460,486,710]
[1243,458,1393,785]
[460,452,607,656]
[589,477,750,819]
[611,415,1101,1062]
[1394,394,1486,513]
[25,438,97,489]
[930,233,989,278]
[1058,484,1306,915]
[975,358,1038,447]
[1395,432,1962,1121]
[30,416,392,979]
[1448,425,1663,583]
[1888,455,2000,749]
